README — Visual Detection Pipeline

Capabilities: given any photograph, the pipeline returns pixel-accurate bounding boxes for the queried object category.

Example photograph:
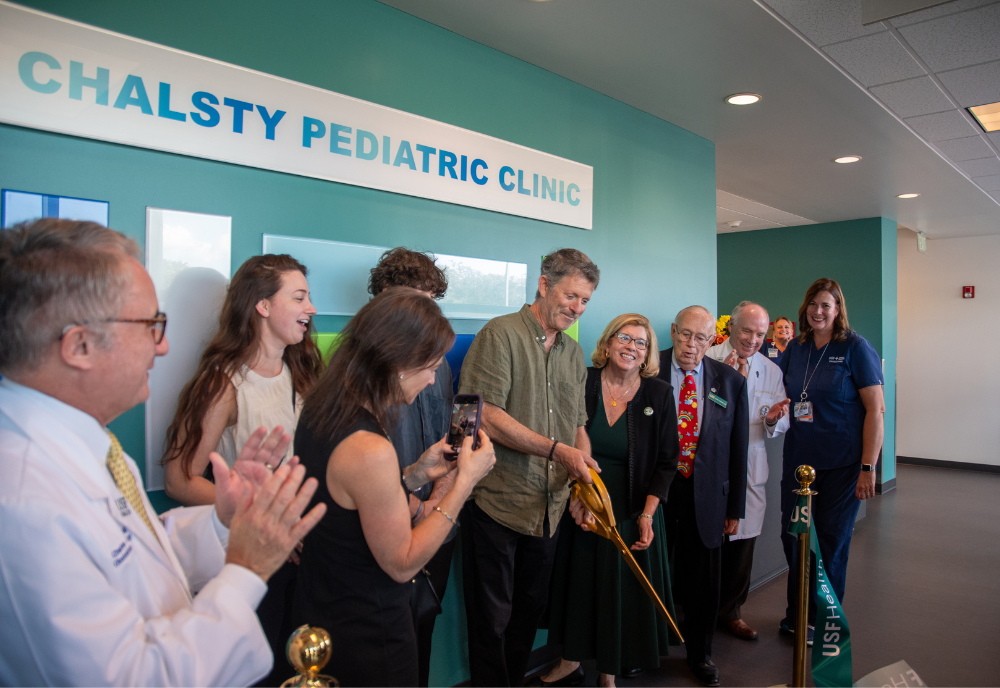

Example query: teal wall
[1,1,716,685]
[716,218,897,481]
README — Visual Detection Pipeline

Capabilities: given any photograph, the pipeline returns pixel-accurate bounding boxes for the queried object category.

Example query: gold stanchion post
[792,465,817,688]
[282,625,338,687]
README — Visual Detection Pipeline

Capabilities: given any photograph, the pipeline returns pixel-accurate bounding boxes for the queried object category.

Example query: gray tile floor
[534,464,1000,687]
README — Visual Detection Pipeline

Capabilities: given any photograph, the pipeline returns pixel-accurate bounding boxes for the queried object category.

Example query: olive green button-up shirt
[458,304,589,537]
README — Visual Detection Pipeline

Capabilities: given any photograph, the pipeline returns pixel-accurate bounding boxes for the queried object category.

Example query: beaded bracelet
[548,440,559,461]
[637,513,653,521]
[435,506,459,527]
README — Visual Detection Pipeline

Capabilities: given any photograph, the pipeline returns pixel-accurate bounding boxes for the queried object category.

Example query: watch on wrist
[860,463,875,472]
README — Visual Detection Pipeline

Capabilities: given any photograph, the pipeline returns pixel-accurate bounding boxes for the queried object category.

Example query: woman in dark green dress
[543,314,681,687]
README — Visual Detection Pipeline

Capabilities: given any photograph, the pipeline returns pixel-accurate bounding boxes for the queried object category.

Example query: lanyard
[800,341,830,402]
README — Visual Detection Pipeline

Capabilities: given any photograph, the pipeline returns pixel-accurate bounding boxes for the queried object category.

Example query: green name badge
[708,392,728,408]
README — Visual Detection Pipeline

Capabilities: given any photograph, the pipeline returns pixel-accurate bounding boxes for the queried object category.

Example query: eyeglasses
[60,312,168,345]
[675,329,713,345]
[615,332,649,350]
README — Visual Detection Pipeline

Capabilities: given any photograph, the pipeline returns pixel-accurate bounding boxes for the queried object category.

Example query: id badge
[768,347,778,358]
[793,401,814,422]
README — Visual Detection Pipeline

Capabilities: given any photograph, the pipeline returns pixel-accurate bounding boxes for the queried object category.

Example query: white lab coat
[0,380,271,687]
[706,340,789,540]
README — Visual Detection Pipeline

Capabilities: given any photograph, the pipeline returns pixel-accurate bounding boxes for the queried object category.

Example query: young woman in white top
[161,254,323,684]
[162,253,323,503]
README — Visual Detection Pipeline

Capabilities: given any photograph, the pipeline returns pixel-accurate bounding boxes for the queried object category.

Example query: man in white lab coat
[706,301,789,641]
[0,219,326,686]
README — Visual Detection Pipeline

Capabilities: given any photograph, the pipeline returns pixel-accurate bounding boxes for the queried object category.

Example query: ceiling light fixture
[897,193,920,199]
[726,93,762,105]
[968,101,1000,133]
[834,155,862,164]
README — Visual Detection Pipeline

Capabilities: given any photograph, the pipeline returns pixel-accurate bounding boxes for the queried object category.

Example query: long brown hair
[303,287,454,439]
[797,278,851,344]
[163,254,323,475]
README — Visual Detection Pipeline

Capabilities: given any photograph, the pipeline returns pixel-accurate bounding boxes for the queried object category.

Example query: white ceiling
[375,0,1000,239]
[716,190,816,233]
[762,0,1000,206]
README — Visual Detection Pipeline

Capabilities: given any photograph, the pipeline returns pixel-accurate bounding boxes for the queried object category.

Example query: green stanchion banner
[787,494,853,687]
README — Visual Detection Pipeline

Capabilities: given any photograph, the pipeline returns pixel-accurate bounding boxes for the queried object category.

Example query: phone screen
[447,395,482,455]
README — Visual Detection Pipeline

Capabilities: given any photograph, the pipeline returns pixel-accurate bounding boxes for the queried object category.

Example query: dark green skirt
[547,458,678,675]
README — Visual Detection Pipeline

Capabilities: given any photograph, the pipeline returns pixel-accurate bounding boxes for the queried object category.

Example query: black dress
[290,408,417,687]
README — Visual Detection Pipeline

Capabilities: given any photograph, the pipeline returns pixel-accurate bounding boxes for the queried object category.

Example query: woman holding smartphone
[290,288,497,687]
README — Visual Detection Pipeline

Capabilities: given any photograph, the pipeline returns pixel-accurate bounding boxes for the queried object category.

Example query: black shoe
[621,667,644,678]
[779,617,815,645]
[530,665,585,687]
[688,659,720,687]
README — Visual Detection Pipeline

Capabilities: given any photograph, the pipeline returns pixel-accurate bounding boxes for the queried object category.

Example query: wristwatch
[860,464,875,472]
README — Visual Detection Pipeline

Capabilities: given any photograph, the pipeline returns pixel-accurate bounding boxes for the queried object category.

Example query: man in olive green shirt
[459,249,600,687]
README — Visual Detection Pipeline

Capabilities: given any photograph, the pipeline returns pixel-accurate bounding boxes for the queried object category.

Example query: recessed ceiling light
[897,193,920,199]
[726,93,762,105]
[834,155,862,164]
[968,101,1000,132]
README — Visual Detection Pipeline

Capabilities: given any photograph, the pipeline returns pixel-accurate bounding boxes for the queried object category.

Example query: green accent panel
[4,2,717,683]
[564,320,580,342]
[717,219,886,352]
[312,332,342,363]
[717,216,897,480]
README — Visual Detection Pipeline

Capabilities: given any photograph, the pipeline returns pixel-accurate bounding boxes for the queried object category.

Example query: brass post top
[794,464,817,496]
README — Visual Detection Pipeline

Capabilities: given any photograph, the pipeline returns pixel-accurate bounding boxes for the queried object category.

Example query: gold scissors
[571,468,684,642]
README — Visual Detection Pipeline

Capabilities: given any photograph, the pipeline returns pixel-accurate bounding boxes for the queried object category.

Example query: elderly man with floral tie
[657,305,749,687]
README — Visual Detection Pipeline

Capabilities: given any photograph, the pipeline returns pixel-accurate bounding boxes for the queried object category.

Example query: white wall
[897,227,1000,466]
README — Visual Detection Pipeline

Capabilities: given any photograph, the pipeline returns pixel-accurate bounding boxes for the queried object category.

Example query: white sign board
[0,2,593,229]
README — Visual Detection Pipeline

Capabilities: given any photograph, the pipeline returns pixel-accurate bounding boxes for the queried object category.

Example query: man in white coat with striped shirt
[0,219,326,686]
[706,301,789,641]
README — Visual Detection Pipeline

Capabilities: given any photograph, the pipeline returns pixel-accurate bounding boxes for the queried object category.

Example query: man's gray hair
[674,305,714,328]
[731,300,769,326]
[0,219,141,375]
[535,248,600,299]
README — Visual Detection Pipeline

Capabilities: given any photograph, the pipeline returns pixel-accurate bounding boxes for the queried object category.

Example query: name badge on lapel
[708,392,728,408]
[115,497,132,517]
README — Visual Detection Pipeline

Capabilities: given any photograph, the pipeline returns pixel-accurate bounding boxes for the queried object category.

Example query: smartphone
[446,394,483,458]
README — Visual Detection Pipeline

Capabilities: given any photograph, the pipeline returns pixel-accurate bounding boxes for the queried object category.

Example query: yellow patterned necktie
[105,431,159,543]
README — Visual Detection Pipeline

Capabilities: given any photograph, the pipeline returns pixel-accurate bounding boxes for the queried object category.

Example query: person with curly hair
[368,246,448,299]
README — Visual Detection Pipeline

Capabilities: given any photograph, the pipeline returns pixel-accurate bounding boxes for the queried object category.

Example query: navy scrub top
[778,331,883,470]
[764,341,784,365]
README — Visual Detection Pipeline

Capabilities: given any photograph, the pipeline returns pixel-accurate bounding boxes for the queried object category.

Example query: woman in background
[543,314,679,688]
[291,288,496,687]
[768,315,794,364]
[161,253,323,684]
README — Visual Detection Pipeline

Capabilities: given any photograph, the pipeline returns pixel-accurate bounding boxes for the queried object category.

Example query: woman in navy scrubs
[766,316,794,365]
[769,278,884,639]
